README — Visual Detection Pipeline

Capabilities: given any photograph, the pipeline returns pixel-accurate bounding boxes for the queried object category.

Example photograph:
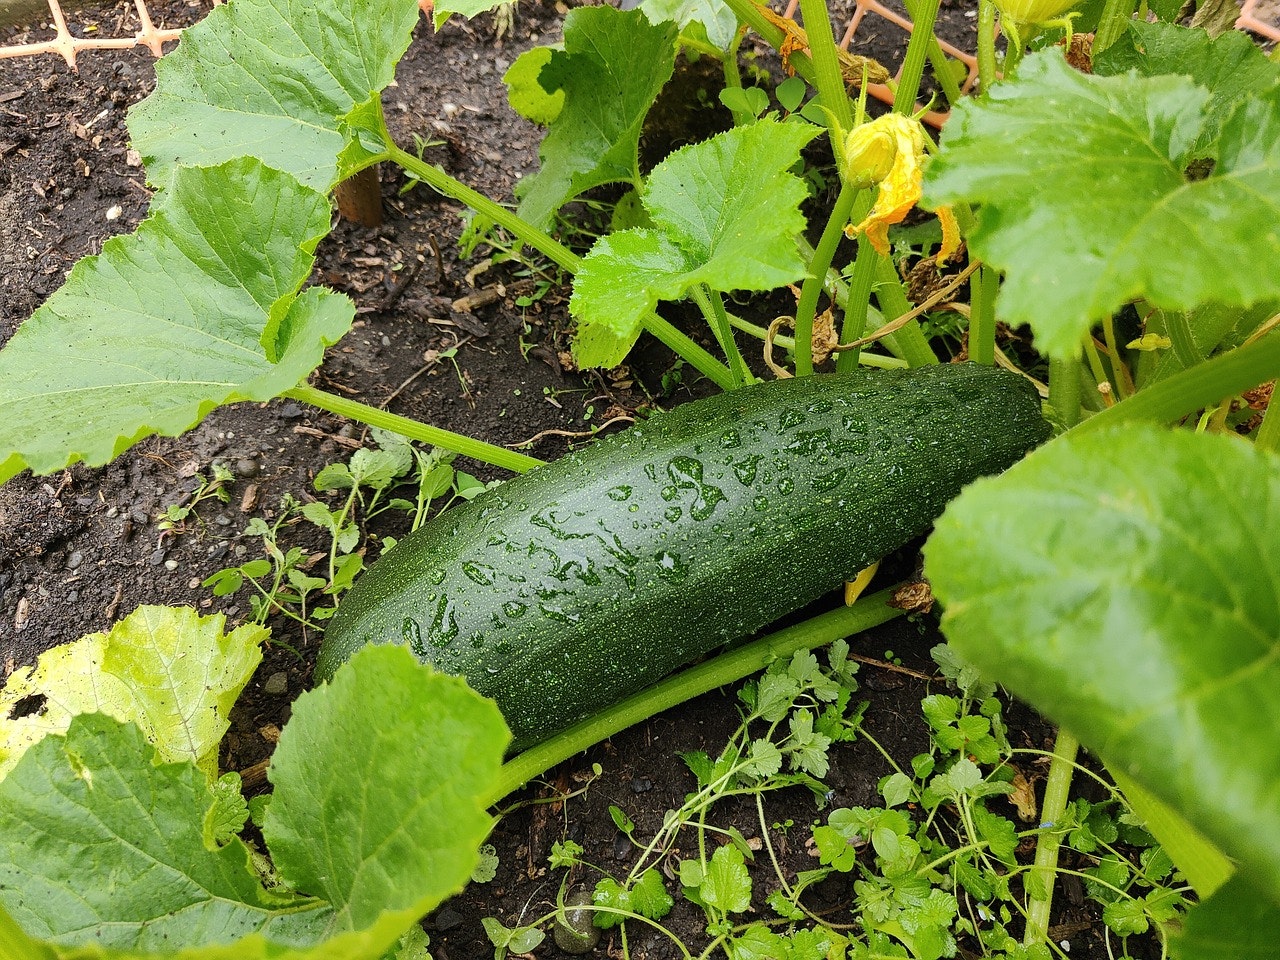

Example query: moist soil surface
[1,3,1163,958]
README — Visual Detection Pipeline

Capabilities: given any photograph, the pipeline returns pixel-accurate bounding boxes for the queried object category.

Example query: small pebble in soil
[214,514,233,527]
[612,834,630,861]
[234,458,260,479]
[280,402,304,419]
[65,550,83,570]
[164,559,179,572]
[553,889,601,955]
[432,907,463,932]
[630,777,652,794]
[262,672,289,696]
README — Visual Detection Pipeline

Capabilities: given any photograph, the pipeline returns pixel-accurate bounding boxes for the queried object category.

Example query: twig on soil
[845,652,937,681]
[376,253,425,313]
[505,415,636,449]
[380,335,475,408]
[292,425,364,450]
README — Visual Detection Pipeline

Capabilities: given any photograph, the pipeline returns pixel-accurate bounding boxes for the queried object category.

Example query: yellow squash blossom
[842,114,959,263]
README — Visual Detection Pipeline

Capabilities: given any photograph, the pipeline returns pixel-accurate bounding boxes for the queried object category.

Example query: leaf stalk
[486,588,906,805]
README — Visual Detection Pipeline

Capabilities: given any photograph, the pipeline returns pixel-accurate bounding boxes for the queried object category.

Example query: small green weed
[202,430,490,630]
[483,643,1186,959]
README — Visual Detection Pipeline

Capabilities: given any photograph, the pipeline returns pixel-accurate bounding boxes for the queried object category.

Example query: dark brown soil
[1,3,1162,958]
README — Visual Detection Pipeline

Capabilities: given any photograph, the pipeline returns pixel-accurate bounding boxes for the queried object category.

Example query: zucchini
[316,365,1047,749]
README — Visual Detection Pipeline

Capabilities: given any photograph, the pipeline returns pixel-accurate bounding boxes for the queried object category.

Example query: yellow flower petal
[843,115,926,257]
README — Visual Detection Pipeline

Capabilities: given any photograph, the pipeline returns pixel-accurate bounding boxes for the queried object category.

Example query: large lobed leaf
[570,118,818,368]
[128,0,420,190]
[923,50,1280,358]
[0,159,352,484]
[514,6,679,229]
[0,646,508,958]
[925,426,1280,950]
[1093,21,1280,153]
[0,606,264,781]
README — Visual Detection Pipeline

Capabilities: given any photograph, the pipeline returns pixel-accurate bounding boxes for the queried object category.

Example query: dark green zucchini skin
[316,365,1047,749]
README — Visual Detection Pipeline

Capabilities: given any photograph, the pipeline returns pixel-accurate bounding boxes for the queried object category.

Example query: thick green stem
[1072,329,1280,434]
[1048,355,1084,429]
[796,183,860,376]
[1024,728,1078,946]
[643,312,738,392]
[390,143,736,392]
[968,264,998,366]
[1093,0,1137,53]
[873,257,940,366]
[836,218,879,372]
[976,0,999,94]
[893,0,942,114]
[486,588,905,804]
[390,144,581,274]
[901,0,964,108]
[797,0,854,135]
[284,384,543,474]
[722,0,821,87]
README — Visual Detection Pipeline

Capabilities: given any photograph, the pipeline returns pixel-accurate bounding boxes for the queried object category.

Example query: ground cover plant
[0,0,1278,956]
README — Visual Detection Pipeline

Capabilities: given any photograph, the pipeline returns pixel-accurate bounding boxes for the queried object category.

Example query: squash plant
[0,0,1278,954]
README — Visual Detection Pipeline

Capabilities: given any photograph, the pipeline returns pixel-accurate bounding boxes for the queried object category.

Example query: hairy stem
[285,384,543,474]
[1024,728,1078,946]
[967,264,998,366]
[798,0,854,135]
[1048,355,1084,429]
[893,0,942,113]
[488,588,905,804]
[976,0,999,94]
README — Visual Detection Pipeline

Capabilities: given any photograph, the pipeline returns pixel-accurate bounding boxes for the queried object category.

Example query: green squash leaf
[264,645,509,931]
[1094,21,1280,152]
[1172,874,1280,959]
[923,52,1280,358]
[431,0,512,29]
[128,0,419,190]
[0,646,508,956]
[570,119,818,368]
[925,426,1280,900]
[640,0,739,50]
[504,46,565,126]
[0,606,264,782]
[515,6,678,229]
[0,713,325,950]
[0,159,352,483]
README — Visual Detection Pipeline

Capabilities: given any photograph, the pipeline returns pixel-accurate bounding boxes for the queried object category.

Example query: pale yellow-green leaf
[0,606,264,781]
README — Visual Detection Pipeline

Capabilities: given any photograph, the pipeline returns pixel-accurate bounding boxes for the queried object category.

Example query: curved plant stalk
[387,143,737,392]
[691,286,753,386]
[1072,328,1280,434]
[1093,0,1138,53]
[486,587,905,804]
[284,385,543,474]
[1023,728,1078,946]
[1255,396,1280,452]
